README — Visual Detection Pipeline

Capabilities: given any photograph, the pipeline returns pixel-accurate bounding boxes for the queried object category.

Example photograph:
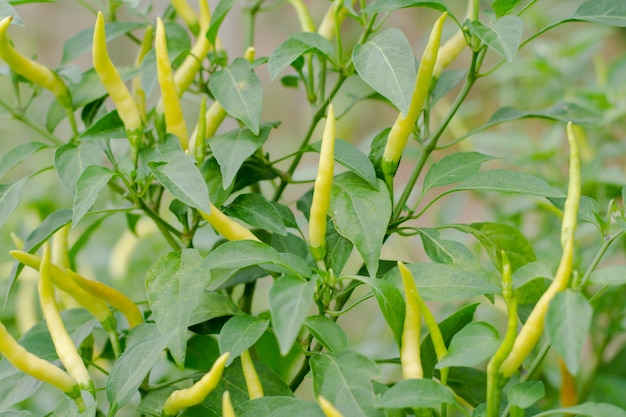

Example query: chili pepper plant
[0,0,625,416]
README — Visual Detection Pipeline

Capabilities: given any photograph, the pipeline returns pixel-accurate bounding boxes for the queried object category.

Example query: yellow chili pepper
[10,250,114,326]
[381,13,447,183]
[0,16,71,108]
[156,17,189,150]
[317,0,354,41]
[133,25,154,122]
[559,357,577,407]
[39,244,94,394]
[318,396,345,417]
[309,104,335,262]
[499,122,580,377]
[433,0,474,78]
[241,349,264,399]
[162,352,229,416]
[398,262,423,379]
[287,0,316,32]
[172,0,200,34]
[222,391,237,417]
[174,0,212,95]
[413,290,448,385]
[66,269,143,328]
[93,12,143,162]
[199,203,260,242]
[0,319,80,398]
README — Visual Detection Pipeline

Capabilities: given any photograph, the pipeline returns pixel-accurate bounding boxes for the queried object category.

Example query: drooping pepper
[309,104,335,262]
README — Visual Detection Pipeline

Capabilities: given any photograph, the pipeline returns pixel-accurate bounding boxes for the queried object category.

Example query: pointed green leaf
[419,228,490,278]
[0,142,46,180]
[148,150,211,213]
[311,351,384,417]
[0,178,26,230]
[107,324,170,416]
[304,316,348,353]
[507,381,545,409]
[190,292,243,326]
[330,173,391,277]
[353,28,416,115]
[436,322,501,368]
[422,152,497,194]
[145,249,205,367]
[226,193,288,236]
[309,138,378,189]
[206,0,236,44]
[512,261,553,288]
[62,22,146,64]
[590,265,626,286]
[72,166,114,227]
[210,58,262,134]
[79,110,126,141]
[236,397,325,417]
[363,0,450,15]
[210,123,276,189]
[573,0,626,27]
[377,379,458,409]
[269,275,316,355]
[219,315,269,365]
[54,141,103,193]
[451,169,565,198]
[470,16,522,62]
[269,33,334,81]
[492,0,522,17]
[546,290,593,375]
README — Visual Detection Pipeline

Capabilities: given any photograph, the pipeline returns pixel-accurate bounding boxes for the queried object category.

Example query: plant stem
[0,96,63,145]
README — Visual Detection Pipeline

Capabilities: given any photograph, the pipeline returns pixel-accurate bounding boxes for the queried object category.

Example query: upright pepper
[317,0,354,41]
[171,0,200,34]
[398,262,423,379]
[222,391,237,417]
[93,12,143,162]
[499,122,581,377]
[133,25,154,122]
[318,396,345,417]
[38,244,94,394]
[199,203,260,242]
[309,104,335,262]
[174,0,212,95]
[0,16,71,109]
[156,18,189,150]
[433,0,474,78]
[287,0,316,33]
[241,349,264,399]
[381,13,447,184]
[162,352,229,416]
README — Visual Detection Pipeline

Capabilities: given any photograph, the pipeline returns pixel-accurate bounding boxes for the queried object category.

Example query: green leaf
[21,209,73,253]
[0,2,22,26]
[269,275,316,355]
[210,123,276,189]
[79,110,126,141]
[450,169,565,198]
[62,21,146,64]
[512,261,552,289]
[107,324,170,416]
[492,0,522,17]
[304,315,348,353]
[330,173,391,277]
[572,0,626,27]
[0,142,46,180]
[309,138,378,189]
[363,0,450,15]
[419,229,489,278]
[450,222,537,272]
[201,241,311,286]
[507,381,545,409]
[148,148,211,213]
[546,290,593,375]
[72,166,114,227]
[206,0,235,44]
[590,265,626,286]
[353,29,416,116]
[385,263,499,301]
[268,33,334,81]
[54,141,103,193]
[533,402,626,417]
[145,249,206,367]
[436,322,501,368]
[324,220,353,276]
[548,196,602,231]
[376,379,458,409]
[219,315,269,365]
[470,16,522,62]
[190,292,243,326]
[225,193,288,236]
[209,58,262,135]
[349,275,405,346]
[422,152,497,194]
[0,178,26,230]
[235,397,325,417]
[311,351,384,417]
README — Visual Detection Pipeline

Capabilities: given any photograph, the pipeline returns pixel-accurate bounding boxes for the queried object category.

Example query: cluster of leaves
[0,0,626,416]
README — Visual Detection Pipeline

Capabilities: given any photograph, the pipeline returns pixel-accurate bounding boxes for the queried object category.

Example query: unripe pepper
[318,396,345,417]
[199,203,260,242]
[0,318,80,398]
[171,0,200,34]
[381,13,447,183]
[309,104,335,262]
[38,244,94,394]
[433,0,473,78]
[93,12,143,162]
[317,0,355,41]
[241,349,263,399]
[174,0,212,95]
[156,18,189,150]
[222,391,237,417]
[162,352,229,416]
[398,262,423,379]
[499,122,580,377]
[287,0,316,33]
[0,16,71,108]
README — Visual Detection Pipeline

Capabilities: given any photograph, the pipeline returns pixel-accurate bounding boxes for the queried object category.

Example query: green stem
[580,230,624,287]
[139,201,182,251]
[0,96,63,145]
